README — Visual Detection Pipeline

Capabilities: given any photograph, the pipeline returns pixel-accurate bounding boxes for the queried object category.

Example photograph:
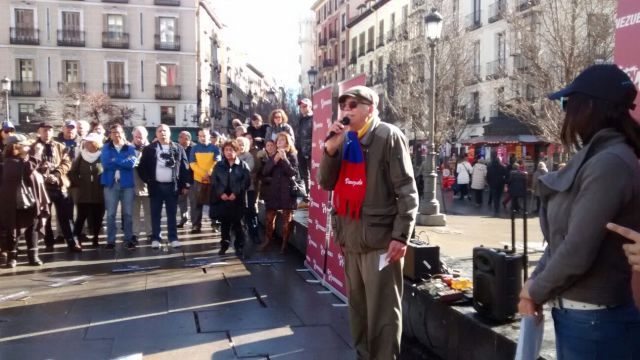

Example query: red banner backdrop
[614,0,640,308]
[615,0,640,120]
[322,74,367,299]
[305,86,334,281]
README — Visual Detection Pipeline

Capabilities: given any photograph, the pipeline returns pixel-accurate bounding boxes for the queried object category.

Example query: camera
[159,151,176,168]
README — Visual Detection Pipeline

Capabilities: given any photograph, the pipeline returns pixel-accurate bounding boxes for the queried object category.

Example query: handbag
[290,167,307,198]
[16,166,36,210]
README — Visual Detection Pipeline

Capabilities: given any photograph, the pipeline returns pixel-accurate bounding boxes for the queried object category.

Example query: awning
[462,135,548,145]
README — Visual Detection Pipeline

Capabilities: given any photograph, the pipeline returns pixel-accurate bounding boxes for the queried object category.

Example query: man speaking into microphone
[318,85,418,359]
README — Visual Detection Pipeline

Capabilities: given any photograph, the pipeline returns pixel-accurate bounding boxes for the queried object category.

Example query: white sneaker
[170,240,181,249]
[151,240,161,249]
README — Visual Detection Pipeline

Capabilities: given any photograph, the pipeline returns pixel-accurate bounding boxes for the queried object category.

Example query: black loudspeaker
[472,247,523,322]
[404,240,440,281]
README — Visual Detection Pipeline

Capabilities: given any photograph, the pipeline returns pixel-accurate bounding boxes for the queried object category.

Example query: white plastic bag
[515,315,544,360]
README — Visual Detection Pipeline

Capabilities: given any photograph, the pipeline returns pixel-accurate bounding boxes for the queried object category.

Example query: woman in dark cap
[518,64,640,358]
[0,134,50,267]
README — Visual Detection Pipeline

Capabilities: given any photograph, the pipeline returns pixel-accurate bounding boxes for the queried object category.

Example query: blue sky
[215,0,315,88]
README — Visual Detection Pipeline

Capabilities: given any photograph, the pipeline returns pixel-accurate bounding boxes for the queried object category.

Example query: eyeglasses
[339,100,369,111]
[560,97,569,112]
[299,104,308,108]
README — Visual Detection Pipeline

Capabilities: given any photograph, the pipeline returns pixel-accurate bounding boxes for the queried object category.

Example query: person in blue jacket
[100,124,137,250]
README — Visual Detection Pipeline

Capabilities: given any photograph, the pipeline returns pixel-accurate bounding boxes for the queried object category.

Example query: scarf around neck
[81,149,101,163]
[333,121,370,219]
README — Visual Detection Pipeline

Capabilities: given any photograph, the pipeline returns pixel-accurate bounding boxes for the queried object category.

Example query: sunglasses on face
[339,100,369,111]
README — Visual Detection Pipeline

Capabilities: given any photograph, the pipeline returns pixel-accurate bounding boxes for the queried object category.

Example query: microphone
[325,117,351,141]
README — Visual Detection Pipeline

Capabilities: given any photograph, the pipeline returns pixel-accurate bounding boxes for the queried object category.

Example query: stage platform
[274,208,557,360]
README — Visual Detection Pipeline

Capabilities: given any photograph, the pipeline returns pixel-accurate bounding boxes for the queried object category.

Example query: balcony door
[62,11,80,31]
[16,59,35,82]
[158,64,177,86]
[64,60,80,83]
[15,9,35,35]
[107,61,126,85]
[158,17,177,42]
[105,14,124,37]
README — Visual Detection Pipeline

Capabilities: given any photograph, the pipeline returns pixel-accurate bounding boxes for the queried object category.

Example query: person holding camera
[138,125,190,250]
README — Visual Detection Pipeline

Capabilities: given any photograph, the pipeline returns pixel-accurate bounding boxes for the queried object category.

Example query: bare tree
[83,92,115,125]
[110,105,138,127]
[501,0,617,143]
[384,0,472,148]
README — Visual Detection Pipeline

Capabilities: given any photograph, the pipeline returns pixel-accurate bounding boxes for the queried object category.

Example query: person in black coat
[260,132,298,253]
[138,125,190,249]
[209,139,251,256]
[486,152,508,216]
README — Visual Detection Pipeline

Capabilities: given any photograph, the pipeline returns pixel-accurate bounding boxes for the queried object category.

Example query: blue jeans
[150,183,179,242]
[552,302,640,360]
[104,183,134,244]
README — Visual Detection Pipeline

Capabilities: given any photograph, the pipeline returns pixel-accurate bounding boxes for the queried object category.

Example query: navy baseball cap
[548,64,637,109]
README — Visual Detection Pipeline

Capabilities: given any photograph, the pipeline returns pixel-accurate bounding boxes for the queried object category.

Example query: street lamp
[417,8,446,226]
[1,77,11,121]
[307,66,318,97]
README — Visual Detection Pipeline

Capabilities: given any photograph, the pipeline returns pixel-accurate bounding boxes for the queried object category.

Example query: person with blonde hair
[264,109,294,143]
[68,133,105,247]
[260,132,299,253]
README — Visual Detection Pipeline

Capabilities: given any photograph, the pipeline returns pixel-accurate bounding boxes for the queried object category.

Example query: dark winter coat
[68,152,104,204]
[261,151,298,210]
[138,141,191,195]
[0,156,50,231]
[264,123,295,144]
[486,160,508,189]
[209,157,251,222]
[295,114,313,159]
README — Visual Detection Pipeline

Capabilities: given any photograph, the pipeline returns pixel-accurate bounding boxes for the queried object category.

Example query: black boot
[218,239,230,255]
[6,251,17,268]
[27,249,43,266]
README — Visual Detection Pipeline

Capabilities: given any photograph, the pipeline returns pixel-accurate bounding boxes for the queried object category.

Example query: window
[63,60,80,82]
[378,20,384,46]
[15,8,35,29]
[402,5,408,22]
[367,27,374,52]
[341,13,346,31]
[18,104,35,123]
[107,61,125,84]
[473,41,481,76]
[16,59,35,81]
[496,32,506,61]
[158,17,177,41]
[341,40,346,58]
[106,14,124,33]
[341,68,345,80]
[157,64,177,86]
[160,106,176,125]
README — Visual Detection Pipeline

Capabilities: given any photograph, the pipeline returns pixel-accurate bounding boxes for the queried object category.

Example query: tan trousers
[345,250,404,360]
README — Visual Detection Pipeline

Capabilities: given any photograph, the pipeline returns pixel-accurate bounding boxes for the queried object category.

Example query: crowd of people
[0,98,315,268]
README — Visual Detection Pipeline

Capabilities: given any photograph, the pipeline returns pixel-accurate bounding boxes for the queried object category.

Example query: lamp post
[417,8,446,226]
[1,77,11,121]
[307,66,318,97]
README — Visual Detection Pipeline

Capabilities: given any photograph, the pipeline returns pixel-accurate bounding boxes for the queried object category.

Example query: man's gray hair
[133,126,148,137]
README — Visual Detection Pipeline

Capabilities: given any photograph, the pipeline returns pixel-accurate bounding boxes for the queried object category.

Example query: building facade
[0,0,203,129]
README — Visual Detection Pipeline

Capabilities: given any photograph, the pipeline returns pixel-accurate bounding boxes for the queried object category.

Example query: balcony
[102,32,129,49]
[465,12,482,31]
[10,27,39,45]
[488,1,506,23]
[465,107,481,124]
[161,114,176,126]
[396,24,409,41]
[513,54,530,72]
[322,59,335,69]
[318,37,327,48]
[102,0,129,3]
[57,29,85,47]
[328,30,338,43]
[367,41,374,53]
[57,82,86,94]
[154,0,180,5]
[463,65,482,86]
[387,30,396,42]
[11,81,40,97]
[486,59,507,79]
[358,45,365,57]
[377,35,384,48]
[517,0,540,12]
[103,83,131,98]
[349,55,357,65]
[155,85,181,100]
[154,35,181,51]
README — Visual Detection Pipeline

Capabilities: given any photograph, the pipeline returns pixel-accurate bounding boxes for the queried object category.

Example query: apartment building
[197,0,224,129]
[311,0,368,89]
[0,0,205,129]
[298,12,316,96]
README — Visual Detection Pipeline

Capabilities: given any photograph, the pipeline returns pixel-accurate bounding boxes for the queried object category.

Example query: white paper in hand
[378,252,389,271]
[515,315,544,360]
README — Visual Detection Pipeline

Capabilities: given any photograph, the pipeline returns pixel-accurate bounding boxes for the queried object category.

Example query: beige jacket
[317,116,419,253]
